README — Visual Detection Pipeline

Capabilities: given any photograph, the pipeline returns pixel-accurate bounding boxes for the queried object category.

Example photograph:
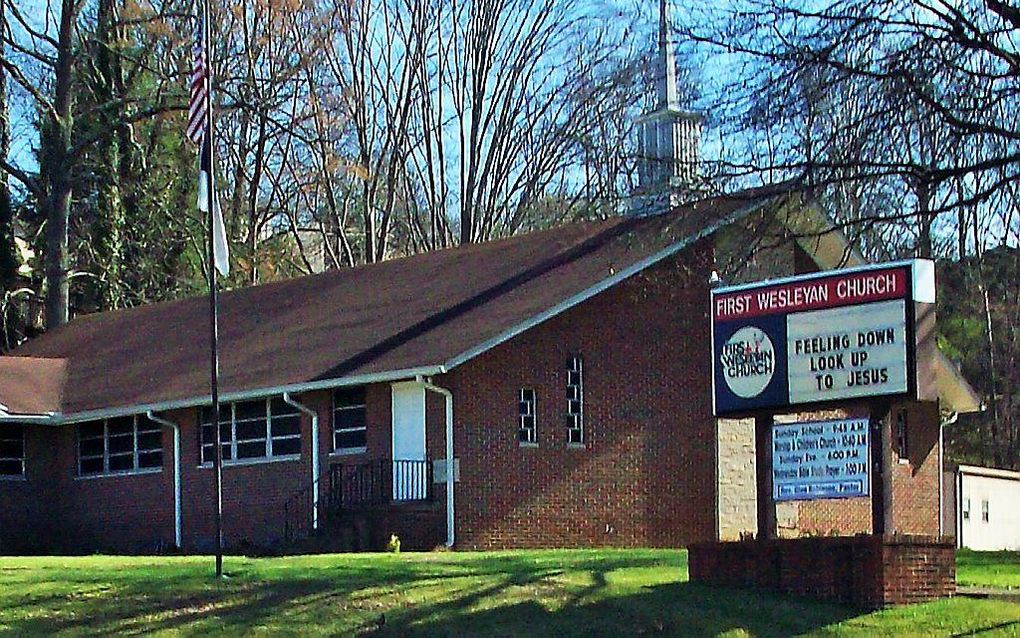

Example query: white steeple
[656,0,680,110]
[632,0,704,214]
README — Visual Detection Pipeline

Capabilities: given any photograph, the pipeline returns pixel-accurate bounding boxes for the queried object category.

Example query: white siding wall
[959,467,1020,551]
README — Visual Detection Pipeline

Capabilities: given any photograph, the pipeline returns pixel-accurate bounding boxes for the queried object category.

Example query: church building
[0,2,978,554]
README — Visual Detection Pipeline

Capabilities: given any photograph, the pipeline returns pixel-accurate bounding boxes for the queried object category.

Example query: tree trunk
[915,177,933,259]
[42,0,77,328]
[0,19,16,296]
[93,0,126,310]
[43,174,71,327]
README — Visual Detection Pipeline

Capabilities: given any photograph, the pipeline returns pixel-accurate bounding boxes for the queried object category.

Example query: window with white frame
[982,499,990,523]
[78,416,163,476]
[519,388,537,444]
[566,355,584,444]
[0,425,25,477]
[963,498,971,520]
[333,387,367,453]
[200,398,302,464]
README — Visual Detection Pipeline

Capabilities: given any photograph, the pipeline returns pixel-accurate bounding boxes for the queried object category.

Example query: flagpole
[202,0,225,579]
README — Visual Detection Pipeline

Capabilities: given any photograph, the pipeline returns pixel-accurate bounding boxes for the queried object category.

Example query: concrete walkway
[957,586,1020,602]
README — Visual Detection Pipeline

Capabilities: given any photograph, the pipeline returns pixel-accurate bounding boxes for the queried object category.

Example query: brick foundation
[688,535,956,609]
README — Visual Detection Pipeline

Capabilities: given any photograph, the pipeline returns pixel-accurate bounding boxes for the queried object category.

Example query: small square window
[235,400,267,422]
[109,453,135,472]
[273,437,302,457]
[335,429,367,450]
[79,457,104,475]
[237,440,268,459]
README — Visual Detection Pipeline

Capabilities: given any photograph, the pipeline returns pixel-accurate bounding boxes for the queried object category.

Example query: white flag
[198,133,230,277]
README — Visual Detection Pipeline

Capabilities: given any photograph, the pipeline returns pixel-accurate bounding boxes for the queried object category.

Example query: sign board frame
[710,259,934,418]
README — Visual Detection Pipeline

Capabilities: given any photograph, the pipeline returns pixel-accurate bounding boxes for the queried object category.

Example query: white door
[391,382,427,500]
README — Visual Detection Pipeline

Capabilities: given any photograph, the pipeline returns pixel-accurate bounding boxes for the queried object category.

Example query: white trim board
[0,366,446,425]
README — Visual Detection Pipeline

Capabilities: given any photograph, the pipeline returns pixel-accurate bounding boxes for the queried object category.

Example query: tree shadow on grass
[0,551,887,636]
[0,553,670,635]
[379,581,860,638]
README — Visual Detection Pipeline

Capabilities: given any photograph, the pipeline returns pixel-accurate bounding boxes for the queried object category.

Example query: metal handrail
[328,458,433,512]
[283,458,434,544]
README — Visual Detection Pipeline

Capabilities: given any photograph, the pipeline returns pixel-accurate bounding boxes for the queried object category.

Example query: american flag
[187,12,229,277]
[186,24,209,145]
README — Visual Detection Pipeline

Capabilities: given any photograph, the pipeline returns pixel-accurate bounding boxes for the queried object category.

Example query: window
[78,416,163,477]
[982,499,989,523]
[200,398,302,464]
[963,498,971,520]
[519,388,537,444]
[894,409,908,460]
[566,355,584,444]
[0,425,25,477]
[333,387,367,453]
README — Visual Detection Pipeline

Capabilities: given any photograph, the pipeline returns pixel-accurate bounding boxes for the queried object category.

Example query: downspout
[957,468,964,549]
[146,411,181,549]
[940,411,958,539]
[419,377,455,548]
[283,393,319,531]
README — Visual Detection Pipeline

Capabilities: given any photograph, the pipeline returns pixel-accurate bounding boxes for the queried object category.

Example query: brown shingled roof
[0,187,793,419]
[0,357,66,415]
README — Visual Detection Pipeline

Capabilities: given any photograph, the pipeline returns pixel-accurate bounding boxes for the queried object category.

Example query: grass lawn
[0,549,1018,636]
[958,549,1020,589]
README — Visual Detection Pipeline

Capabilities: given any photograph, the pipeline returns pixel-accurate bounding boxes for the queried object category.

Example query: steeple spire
[630,0,705,215]
[657,0,679,110]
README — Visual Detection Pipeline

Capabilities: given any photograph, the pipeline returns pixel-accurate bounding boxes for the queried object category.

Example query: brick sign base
[688,535,955,609]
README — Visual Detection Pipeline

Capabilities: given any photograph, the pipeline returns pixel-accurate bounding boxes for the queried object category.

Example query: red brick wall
[56,425,175,553]
[689,535,955,609]
[0,382,450,554]
[175,398,316,552]
[795,401,941,537]
[0,425,55,552]
[890,401,941,535]
[0,424,176,553]
[445,243,718,549]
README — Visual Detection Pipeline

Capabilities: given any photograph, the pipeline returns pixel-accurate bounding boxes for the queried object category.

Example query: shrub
[386,534,401,553]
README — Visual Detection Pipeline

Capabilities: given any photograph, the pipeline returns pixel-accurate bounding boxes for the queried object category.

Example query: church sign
[711,260,934,417]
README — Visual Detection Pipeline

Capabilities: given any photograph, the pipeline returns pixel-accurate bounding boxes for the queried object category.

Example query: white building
[955,465,1020,551]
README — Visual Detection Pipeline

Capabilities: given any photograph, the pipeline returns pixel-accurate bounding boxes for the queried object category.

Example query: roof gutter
[0,412,58,424]
[5,365,446,426]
